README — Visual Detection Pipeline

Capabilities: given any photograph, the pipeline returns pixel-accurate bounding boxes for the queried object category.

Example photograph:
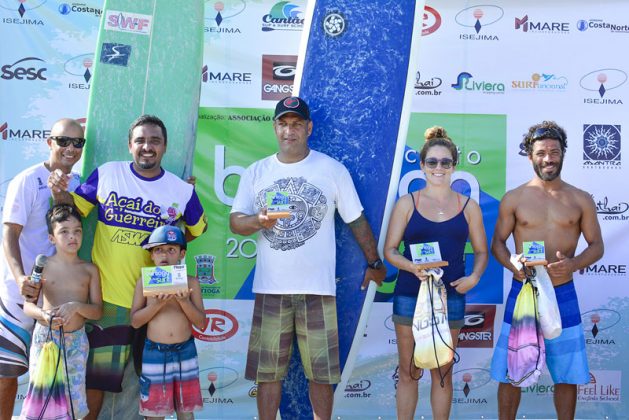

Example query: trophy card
[409,242,449,269]
[522,241,548,266]
[142,264,188,296]
[266,191,291,219]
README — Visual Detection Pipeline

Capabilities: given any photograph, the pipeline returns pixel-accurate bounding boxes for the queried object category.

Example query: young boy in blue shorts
[22,204,103,419]
[130,225,205,419]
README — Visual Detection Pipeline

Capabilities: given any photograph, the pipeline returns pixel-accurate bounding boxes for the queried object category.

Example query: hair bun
[424,126,449,142]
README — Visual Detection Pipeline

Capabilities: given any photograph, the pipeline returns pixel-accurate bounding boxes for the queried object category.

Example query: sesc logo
[1,57,47,81]
[261,54,296,100]
[193,309,239,342]
[422,5,441,36]
[580,69,626,105]
[458,305,495,348]
[455,5,503,40]
[582,124,621,168]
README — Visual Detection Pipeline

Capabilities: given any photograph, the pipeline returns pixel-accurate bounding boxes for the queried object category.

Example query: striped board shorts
[245,293,341,384]
[491,279,590,385]
[139,336,202,417]
[0,296,34,377]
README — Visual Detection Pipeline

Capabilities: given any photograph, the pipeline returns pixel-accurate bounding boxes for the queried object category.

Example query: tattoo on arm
[348,214,379,262]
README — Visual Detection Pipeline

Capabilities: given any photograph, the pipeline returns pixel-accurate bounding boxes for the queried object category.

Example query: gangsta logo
[257,177,328,251]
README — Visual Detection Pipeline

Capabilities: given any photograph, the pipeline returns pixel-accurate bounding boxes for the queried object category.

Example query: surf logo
[580,69,626,105]
[455,5,503,40]
[261,1,304,32]
[511,72,568,91]
[322,11,346,37]
[100,43,131,67]
[262,54,296,100]
[256,177,327,251]
[1,57,46,81]
[105,10,152,35]
[451,72,505,94]
[582,124,621,168]
[422,5,441,36]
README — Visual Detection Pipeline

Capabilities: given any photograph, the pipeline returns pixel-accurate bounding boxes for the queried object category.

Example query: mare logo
[323,10,346,37]
[344,379,372,399]
[581,309,621,345]
[58,2,101,17]
[514,15,569,33]
[582,124,621,168]
[458,305,495,348]
[200,367,238,404]
[100,43,131,67]
[201,65,252,84]
[580,69,626,104]
[205,0,244,34]
[455,5,503,40]
[64,53,93,89]
[105,10,152,35]
[578,371,621,403]
[422,5,441,36]
[0,121,50,142]
[580,264,627,277]
[592,195,629,221]
[577,19,629,33]
[261,1,304,32]
[415,71,442,96]
[261,54,296,100]
[511,72,568,91]
[193,309,239,342]
[453,369,491,402]
[0,0,46,19]
[451,72,505,94]
[1,57,46,81]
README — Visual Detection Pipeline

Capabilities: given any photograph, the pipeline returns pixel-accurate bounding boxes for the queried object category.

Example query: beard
[138,161,157,170]
[533,159,563,181]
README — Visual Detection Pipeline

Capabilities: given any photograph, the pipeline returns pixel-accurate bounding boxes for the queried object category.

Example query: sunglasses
[424,157,454,169]
[530,127,564,142]
[50,136,86,148]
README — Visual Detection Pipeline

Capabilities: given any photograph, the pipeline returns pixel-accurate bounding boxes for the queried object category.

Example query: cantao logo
[422,5,441,36]
[261,1,304,32]
[1,57,46,81]
[193,309,239,342]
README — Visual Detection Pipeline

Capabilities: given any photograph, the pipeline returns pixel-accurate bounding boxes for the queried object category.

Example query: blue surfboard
[285,1,424,417]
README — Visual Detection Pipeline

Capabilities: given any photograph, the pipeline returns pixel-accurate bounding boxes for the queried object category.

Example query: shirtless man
[489,121,604,420]
[130,224,205,419]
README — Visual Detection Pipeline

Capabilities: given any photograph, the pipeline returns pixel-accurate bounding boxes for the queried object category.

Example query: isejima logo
[455,5,503,40]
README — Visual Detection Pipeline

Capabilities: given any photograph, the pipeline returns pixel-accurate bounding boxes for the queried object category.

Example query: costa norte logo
[1,57,47,81]
[451,72,505,94]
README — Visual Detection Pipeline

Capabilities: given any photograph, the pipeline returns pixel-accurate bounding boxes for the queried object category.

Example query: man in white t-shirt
[0,118,84,418]
[230,96,387,420]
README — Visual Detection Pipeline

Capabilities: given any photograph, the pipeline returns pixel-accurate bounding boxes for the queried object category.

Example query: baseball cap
[143,225,187,250]
[274,96,310,120]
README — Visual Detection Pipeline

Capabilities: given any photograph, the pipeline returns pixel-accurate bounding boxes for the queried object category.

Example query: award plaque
[522,241,548,266]
[409,241,449,269]
[141,264,188,296]
[266,191,291,219]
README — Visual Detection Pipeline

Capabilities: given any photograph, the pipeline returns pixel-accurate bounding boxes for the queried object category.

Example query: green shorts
[245,294,340,384]
[85,301,134,392]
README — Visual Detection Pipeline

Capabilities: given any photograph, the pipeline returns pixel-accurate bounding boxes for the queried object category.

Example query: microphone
[31,254,47,284]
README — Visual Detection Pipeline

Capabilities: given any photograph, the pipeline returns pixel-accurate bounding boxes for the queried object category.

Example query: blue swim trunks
[392,290,466,330]
[491,279,589,385]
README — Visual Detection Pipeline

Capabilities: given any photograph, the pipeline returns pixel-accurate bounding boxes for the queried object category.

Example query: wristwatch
[368,258,384,270]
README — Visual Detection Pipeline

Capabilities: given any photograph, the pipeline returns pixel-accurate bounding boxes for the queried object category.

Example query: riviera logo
[451,72,505,94]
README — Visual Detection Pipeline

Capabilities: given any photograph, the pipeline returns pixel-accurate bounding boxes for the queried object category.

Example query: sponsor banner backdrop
[1,0,628,418]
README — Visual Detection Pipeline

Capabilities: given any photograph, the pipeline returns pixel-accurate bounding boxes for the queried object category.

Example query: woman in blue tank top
[384,126,488,420]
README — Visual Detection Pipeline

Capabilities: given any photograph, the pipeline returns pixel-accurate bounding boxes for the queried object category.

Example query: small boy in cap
[130,225,205,419]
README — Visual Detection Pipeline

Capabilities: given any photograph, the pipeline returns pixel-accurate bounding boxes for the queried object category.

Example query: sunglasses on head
[530,127,564,142]
[424,157,454,169]
[50,136,86,148]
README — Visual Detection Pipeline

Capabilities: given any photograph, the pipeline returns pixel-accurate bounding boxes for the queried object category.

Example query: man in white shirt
[0,118,84,418]
[230,96,386,420]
